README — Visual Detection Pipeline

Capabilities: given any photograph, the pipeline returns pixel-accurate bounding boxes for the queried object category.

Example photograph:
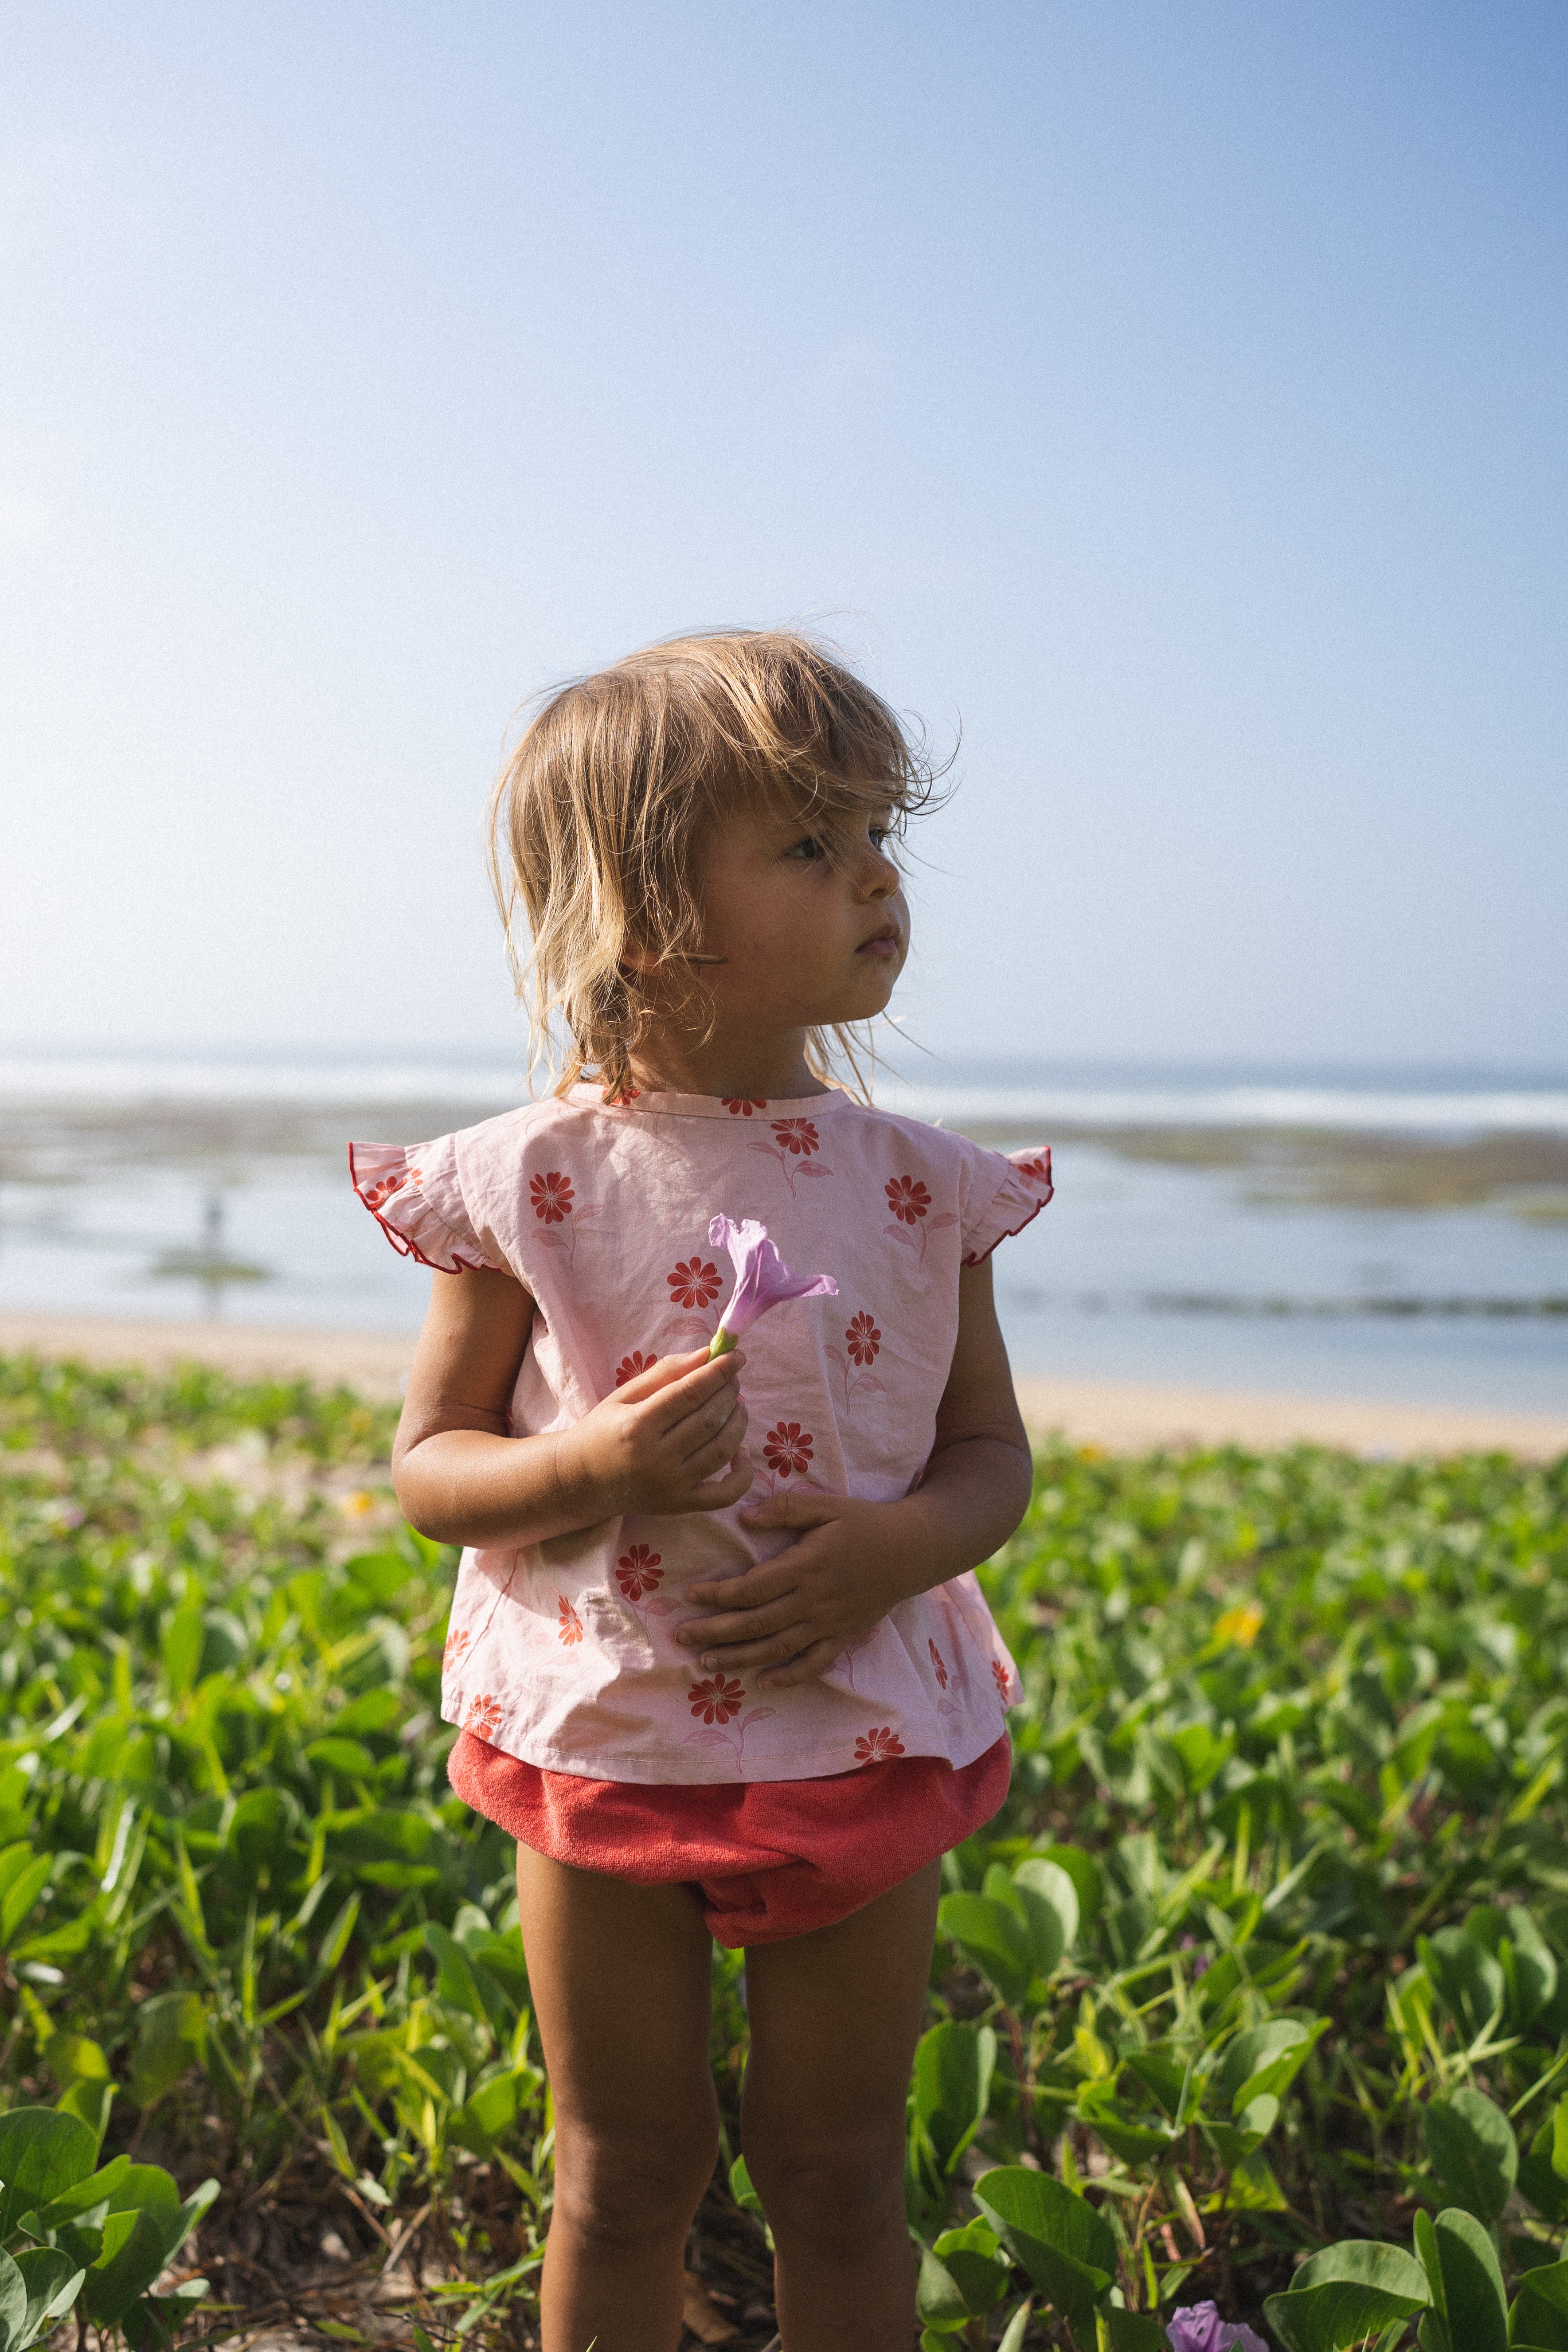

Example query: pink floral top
[352,1086,1052,1785]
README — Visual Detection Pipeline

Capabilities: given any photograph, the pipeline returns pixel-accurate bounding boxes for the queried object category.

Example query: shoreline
[2,1311,1564,1460]
[7,1090,1568,1215]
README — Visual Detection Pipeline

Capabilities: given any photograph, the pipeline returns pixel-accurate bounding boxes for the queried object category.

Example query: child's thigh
[514,1846,717,2141]
[740,1860,941,2143]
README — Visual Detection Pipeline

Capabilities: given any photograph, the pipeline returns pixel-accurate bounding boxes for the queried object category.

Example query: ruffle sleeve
[348,1139,507,1276]
[960,1145,1053,1267]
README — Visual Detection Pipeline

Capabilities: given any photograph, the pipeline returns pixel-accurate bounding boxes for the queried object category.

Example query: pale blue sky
[3,1,1564,1072]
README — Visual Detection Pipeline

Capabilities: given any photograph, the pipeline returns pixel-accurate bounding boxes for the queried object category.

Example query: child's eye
[785,836,826,862]
[869,824,891,852]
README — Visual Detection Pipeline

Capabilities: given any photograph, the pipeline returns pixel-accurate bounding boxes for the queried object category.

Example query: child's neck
[628,1027,825,1102]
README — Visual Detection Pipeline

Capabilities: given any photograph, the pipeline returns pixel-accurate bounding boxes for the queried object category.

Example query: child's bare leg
[740,1860,941,2351]
[515,1846,719,2352]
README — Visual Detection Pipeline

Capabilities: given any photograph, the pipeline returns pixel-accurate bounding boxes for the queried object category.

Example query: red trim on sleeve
[962,1188,1049,1268]
[347,1142,493,1275]
[961,1145,1053,1267]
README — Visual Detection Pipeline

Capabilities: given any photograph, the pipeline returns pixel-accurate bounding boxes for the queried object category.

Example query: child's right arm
[391,1266,753,1549]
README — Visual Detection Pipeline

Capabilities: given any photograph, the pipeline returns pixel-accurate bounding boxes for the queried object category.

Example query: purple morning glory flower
[706,1215,837,1356]
[1166,2302,1267,2352]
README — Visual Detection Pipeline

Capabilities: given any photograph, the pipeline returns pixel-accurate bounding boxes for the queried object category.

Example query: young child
[352,631,1052,2352]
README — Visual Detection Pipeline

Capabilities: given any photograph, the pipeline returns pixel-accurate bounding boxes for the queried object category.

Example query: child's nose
[852,844,900,899]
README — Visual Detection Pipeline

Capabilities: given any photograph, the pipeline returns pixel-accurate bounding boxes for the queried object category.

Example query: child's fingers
[756,1637,845,1690]
[673,1452,755,1514]
[685,1555,803,1612]
[638,1351,745,1432]
[665,1397,749,1476]
[692,1620,813,1672]
[667,1387,748,1474]
[609,1346,713,1404]
[679,1585,800,1646]
[739,1491,841,1533]
[680,1433,750,1494]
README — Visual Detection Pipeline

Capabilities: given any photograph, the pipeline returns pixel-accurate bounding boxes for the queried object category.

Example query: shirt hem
[441,1715,1013,1787]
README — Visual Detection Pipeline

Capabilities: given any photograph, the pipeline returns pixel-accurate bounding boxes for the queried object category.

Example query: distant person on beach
[351,632,1052,2351]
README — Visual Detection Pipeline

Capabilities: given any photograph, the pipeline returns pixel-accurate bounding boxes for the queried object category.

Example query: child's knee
[747,2125,907,2254]
[553,2116,719,2249]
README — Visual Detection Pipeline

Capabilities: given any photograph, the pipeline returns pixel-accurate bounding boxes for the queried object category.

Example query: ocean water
[2,1054,1566,1411]
[5,1051,1568,1129]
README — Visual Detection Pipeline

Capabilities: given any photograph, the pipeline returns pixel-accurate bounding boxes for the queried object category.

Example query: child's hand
[676,1490,917,1688]
[557,1348,754,1520]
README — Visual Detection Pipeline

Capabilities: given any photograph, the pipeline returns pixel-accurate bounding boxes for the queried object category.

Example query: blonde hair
[487,629,943,1102]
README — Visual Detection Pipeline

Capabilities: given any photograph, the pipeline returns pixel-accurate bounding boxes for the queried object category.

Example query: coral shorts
[448,1731,1011,1947]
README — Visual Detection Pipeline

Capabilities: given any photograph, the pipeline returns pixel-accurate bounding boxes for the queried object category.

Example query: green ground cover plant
[1,1350,1566,2349]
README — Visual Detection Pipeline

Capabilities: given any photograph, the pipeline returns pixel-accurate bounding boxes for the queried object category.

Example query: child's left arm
[678,1256,1033,1691]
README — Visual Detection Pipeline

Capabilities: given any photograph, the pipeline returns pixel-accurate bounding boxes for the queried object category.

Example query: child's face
[688,800,909,1037]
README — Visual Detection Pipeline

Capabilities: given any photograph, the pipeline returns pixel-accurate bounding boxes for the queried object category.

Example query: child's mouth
[857,928,901,960]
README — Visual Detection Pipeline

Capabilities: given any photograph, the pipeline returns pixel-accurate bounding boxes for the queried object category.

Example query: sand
[2,1310,1564,1459]
[0,1313,419,1399]
[1009,1374,1566,1460]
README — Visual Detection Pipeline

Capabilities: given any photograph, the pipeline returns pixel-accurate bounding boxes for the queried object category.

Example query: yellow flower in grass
[339,1489,376,1520]
[1213,1601,1265,1649]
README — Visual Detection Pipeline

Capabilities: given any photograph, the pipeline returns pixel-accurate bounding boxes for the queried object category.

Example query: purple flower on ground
[706,1215,837,1356]
[1166,2303,1267,2352]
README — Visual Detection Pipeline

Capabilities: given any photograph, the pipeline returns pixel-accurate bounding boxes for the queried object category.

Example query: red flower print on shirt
[688,1675,746,1725]
[992,1659,1012,1704]
[1015,1153,1052,1188]
[885,1175,932,1224]
[557,1596,584,1646]
[668,1257,723,1310]
[465,1692,502,1740]
[722,1098,768,1116]
[443,1627,471,1672]
[530,1170,575,1224]
[884,1174,957,1267]
[614,1350,658,1387]
[928,1637,949,1691]
[762,1422,813,1477]
[362,1171,408,1211]
[829,1307,887,1412]
[528,1170,603,1269]
[748,1118,833,1197]
[771,1118,820,1156]
[615,1544,664,1600]
[606,1086,641,1106]
[845,1312,881,1366]
[855,1726,906,1763]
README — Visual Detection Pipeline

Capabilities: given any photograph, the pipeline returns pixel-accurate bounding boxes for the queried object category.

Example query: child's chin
[848,966,902,1015]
